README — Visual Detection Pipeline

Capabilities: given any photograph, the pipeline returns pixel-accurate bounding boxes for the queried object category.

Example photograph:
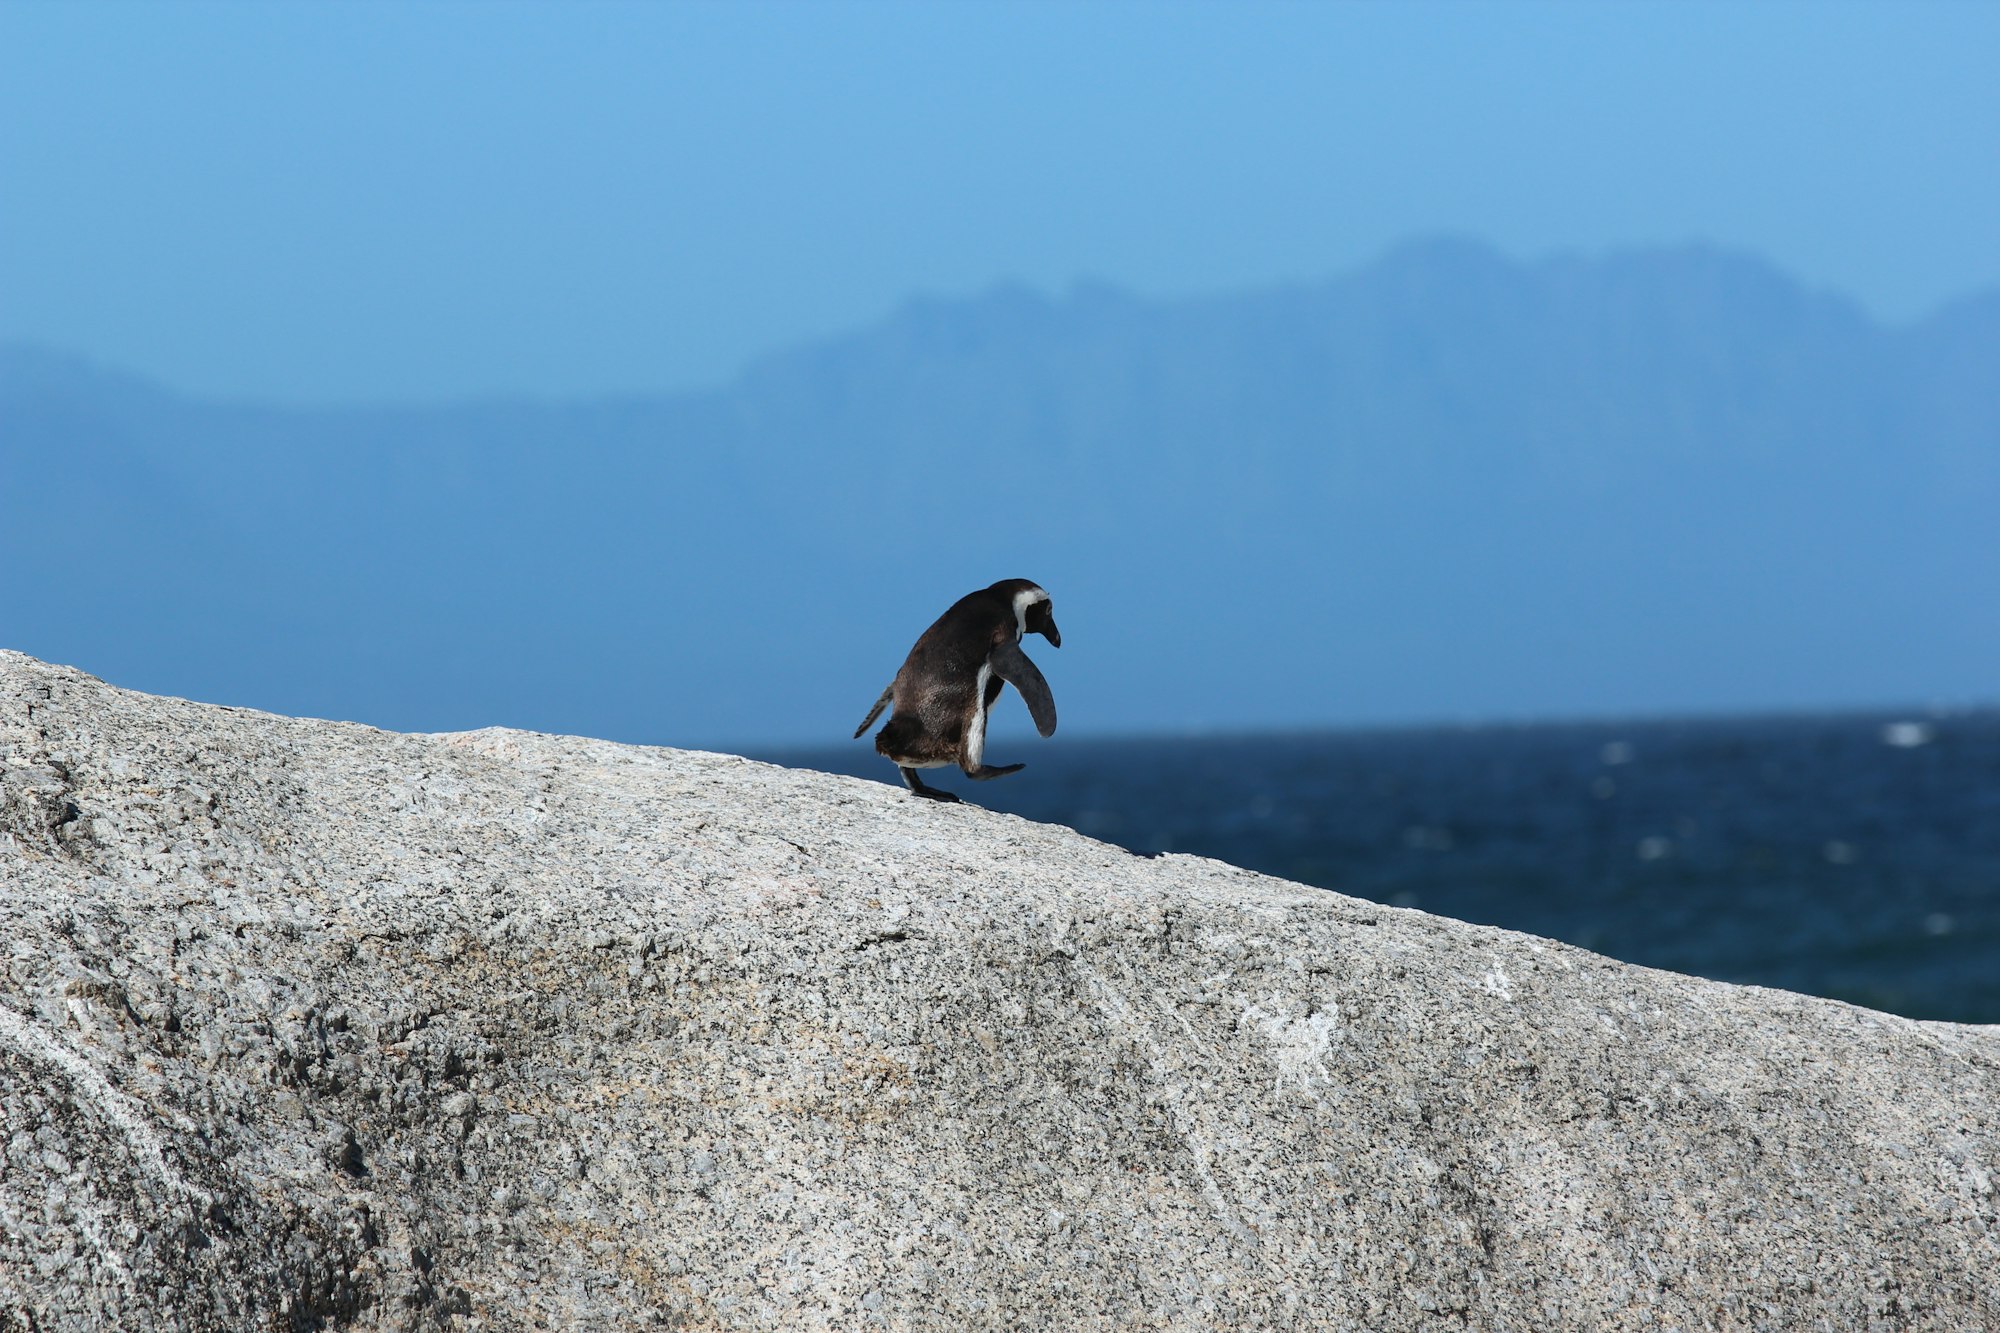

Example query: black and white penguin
[853,578,1061,802]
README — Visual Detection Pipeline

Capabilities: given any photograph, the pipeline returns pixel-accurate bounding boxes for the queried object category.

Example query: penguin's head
[994,579,1062,647]
[1025,596,1061,648]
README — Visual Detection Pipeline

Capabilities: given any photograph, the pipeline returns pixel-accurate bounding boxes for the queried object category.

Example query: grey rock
[1,649,1996,1330]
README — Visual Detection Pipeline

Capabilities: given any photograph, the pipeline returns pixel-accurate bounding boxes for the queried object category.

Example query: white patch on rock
[0,1003,208,1208]
[1239,993,1341,1095]
[1081,966,1256,1245]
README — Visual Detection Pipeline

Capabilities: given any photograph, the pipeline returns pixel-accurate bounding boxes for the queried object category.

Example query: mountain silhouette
[4,238,1995,743]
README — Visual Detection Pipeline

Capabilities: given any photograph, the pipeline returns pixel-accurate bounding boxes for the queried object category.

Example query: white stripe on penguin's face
[1010,586,1047,642]
[963,660,991,768]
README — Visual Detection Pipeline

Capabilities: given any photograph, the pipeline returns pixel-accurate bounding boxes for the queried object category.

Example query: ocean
[759,708,2000,1025]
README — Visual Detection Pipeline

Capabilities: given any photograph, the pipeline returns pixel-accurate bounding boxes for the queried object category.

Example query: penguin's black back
[880,581,1038,755]
[897,584,1017,692]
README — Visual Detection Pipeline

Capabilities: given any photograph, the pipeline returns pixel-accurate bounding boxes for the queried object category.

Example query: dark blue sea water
[759,709,2000,1025]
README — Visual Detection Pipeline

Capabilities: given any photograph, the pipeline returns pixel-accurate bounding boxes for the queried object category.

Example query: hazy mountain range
[4,237,1995,746]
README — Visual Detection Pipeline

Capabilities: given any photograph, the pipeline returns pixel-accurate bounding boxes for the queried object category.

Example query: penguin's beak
[1042,619,1061,648]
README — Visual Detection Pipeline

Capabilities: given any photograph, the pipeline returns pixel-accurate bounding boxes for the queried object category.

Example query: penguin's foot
[964,763,1025,782]
[899,767,961,802]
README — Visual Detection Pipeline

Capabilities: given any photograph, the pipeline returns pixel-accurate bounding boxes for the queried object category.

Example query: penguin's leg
[899,766,961,803]
[963,763,1024,781]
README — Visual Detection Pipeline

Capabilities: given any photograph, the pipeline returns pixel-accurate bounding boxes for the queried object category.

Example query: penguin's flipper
[990,641,1057,737]
[853,684,895,739]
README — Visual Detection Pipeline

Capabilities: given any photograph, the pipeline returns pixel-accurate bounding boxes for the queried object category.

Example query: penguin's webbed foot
[964,763,1025,782]
[899,767,961,802]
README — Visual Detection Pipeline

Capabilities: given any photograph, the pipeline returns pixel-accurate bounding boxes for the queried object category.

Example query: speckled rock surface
[1,650,1996,1331]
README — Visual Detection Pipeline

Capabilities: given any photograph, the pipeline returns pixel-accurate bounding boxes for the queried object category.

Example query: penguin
[853,578,1061,802]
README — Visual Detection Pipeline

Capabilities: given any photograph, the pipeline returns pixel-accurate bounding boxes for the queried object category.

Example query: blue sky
[4,0,1997,404]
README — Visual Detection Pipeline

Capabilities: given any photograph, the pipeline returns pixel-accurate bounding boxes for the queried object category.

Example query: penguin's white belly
[961,662,992,768]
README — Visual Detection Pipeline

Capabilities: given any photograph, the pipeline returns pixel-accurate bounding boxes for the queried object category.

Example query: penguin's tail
[853,684,894,739]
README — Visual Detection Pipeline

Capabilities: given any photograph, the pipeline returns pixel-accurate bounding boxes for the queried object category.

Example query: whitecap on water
[1881,721,1936,748]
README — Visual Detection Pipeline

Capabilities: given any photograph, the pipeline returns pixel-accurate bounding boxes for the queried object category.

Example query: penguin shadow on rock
[853,578,1060,803]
